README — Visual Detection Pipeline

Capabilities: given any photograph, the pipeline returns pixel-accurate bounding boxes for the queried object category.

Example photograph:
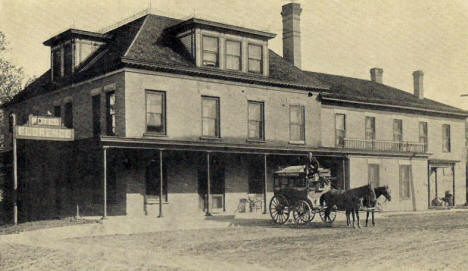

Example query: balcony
[338,138,427,153]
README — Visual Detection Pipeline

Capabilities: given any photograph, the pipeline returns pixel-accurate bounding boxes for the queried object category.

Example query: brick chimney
[370,68,383,84]
[413,70,424,99]
[281,2,302,68]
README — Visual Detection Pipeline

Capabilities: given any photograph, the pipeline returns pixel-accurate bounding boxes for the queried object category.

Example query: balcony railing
[337,138,427,153]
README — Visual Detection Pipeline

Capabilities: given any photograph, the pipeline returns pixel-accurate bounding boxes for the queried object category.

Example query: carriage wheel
[319,206,337,224]
[292,200,312,225]
[269,195,290,225]
[307,200,316,222]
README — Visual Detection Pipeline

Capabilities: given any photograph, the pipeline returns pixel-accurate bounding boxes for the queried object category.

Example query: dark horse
[320,184,376,228]
[362,185,392,226]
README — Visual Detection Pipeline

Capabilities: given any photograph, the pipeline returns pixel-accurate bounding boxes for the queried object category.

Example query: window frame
[393,119,403,142]
[52,48,62,80]
[365,116,376,140]
[335,113,346,147]
[145,90,167,135]
[419,121,428,151]
[106,91,116,136]
[368,164,380,187]
[63,42,73,76]
[248,43,263,74]
[289,104,305,142]
[201,96,220,138]
[202,35,219,68]
[247,101,265,141]
[399,165,411,200]
[442,124,451,152]
[225,39,242,71]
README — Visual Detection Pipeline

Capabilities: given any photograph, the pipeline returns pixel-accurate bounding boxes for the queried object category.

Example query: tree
[0,31,25,104]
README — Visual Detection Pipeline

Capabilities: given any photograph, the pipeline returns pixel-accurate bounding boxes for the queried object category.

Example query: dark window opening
[92,95,101,136]
[64,102,73,128]
[106,92,115,136]
[52,49,61,80]
[64,43,72,76]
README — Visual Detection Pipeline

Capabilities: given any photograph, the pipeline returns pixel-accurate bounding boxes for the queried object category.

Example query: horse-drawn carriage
[269,165,337,225]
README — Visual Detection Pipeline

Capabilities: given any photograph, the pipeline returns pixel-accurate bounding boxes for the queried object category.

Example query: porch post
[103,147,107,218]
[206,152,211,216]
[263,154,268,214]
[12,113,18,225]
[434,168,438,198]
[158,149,164,218]
[427,164,431,208]
[452,164,455,206]
[342,157,347,190]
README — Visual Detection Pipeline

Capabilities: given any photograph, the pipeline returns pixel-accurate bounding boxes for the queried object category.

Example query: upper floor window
[393,119,403,142]
[202,36,219,67]
[335,113,345,147]
[52,49,61,79]
[442,124,451,152]
[419,121,428,150]
[289,105,305,142]
[202,96,220,137]
[248,101,264,140]
[106,91,116,136]
[64,102,73,128]
[365,116,375,140]
[225,40,241,71]
[146,90,166,134]
[248,44,262,73]
[64,43,73,76]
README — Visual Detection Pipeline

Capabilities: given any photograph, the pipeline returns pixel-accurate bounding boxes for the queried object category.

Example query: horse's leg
[355,209,361,228]
[372,209,375,226]
[351,209,356,228]
[346,210,350,226]
[365,210,369,227]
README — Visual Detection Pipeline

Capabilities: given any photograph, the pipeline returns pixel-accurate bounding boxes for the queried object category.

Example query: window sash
[248,44,262,73]
[393,119,403,142]
[419,122,428,148]
[226,40,241,71]
[146,91,166,134]
[202,36,219,67]
[442,124,451,152]
[106,92,116,136]
[399,165,411,199]
[335,114,345,146]
[368,164,380,187]
[365,117,375,140]
[289,105,305,141]
[202,97,220,137]
[248,102,264,140]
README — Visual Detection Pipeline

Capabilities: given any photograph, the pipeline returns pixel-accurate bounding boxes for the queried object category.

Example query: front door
[198,155,225,212]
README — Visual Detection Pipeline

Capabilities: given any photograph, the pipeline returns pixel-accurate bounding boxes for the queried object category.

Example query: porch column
[206,152,211,216]
[452,164,455,206]
[12,113,18,225]
[342,157,347,190]
[434,168,438,198]
[158,149,164,218]
[427,165,431,208]
[263,154,268,214]
[103,147,107,218]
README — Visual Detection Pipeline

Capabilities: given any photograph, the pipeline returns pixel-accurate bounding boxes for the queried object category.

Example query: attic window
[248,44,262,73]
[64,43,73,76]
[202,36,219,67]
[52,49,62,79]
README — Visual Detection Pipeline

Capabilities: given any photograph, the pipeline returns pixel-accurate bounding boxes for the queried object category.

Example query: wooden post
[342,157,347,190]
[452,164,455,206]
[158,149,163,218]
[427,164,431,208]
[263,154,268,214]
[434,168,438,198]
[12,113,18,225]
[206,152,211,216]
[103,147,107,218]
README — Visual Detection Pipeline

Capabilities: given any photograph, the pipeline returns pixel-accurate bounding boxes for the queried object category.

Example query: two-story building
[0,3,466,222]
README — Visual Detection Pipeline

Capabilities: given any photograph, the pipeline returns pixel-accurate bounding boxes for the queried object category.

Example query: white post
[158,149,163,218]
[12,113,18,225]
[103,147,107,218]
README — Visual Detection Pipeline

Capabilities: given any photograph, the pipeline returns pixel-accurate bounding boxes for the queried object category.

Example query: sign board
[14,115,74,141]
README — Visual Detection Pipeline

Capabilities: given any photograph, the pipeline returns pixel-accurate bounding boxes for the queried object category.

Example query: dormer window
[248,44,263,74]
[202,36,219,67]
[225,40,241,71]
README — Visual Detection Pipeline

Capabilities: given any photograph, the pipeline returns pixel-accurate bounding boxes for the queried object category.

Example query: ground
[1,211,468,270]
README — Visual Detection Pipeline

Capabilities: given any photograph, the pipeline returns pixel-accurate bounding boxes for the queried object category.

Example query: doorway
[197,154,225,212]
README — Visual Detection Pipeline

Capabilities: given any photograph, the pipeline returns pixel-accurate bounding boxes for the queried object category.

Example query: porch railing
[337,138,427,153]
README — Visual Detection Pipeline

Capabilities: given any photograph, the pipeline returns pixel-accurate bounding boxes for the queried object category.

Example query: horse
[320,184,376,228]
[362,185,392,227]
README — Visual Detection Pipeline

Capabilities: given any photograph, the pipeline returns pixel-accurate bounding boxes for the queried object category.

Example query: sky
[1,0,467,108]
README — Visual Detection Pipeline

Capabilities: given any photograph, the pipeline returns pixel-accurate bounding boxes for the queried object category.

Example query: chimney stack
[413,70,424,99]
[281,2,302,68]
[370,68,383,84]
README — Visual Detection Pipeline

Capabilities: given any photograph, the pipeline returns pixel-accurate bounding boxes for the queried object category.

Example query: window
[106,91,116,136]
[365,116,375,140]
[442,124,451,152]
[399,165,411,200]
[64,43,72,76]
[393,119,403,142]
[53,105,61,118]
[64,102,73,128]
[202,36,219,67]
[248,101,264,140]
[202,96,220,137]
[92,95,101,136]
[146,91,166,134]
[248,44,262,73]
[225,40,241,71]
[368,164,380,187]
[289,105,305,142]
[335,114,346,147]
[52,49,61,79]
[419,121,428,151]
